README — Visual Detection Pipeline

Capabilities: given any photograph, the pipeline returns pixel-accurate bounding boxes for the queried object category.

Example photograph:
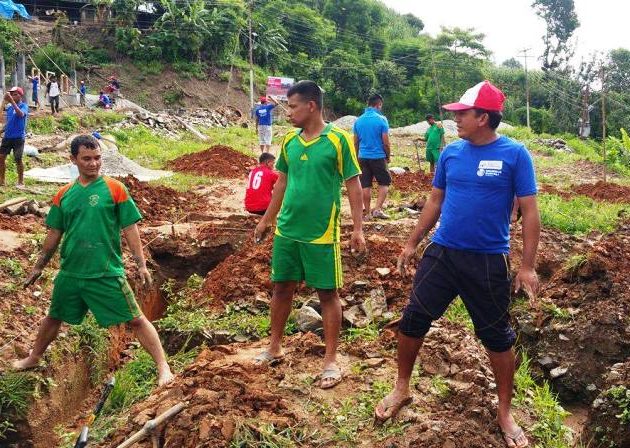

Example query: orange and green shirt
[275,123,361,244]
[46,176,142,278]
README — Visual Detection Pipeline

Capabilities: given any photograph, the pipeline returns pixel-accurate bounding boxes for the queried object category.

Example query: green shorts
[271,235,342,289]
[426,147,440,163]
[48,273,141,328]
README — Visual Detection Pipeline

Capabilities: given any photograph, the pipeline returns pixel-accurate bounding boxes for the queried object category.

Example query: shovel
[73,377,116,448]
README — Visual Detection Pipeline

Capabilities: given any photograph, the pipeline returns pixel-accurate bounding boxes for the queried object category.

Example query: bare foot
[12,356,40,371]
[498,413,528,447]
[158,369,175,386]
[374,388,412,421]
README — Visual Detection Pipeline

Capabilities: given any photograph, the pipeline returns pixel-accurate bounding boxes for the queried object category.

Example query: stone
[360,287,388,321]
[343,304,369,328]
[232,334,249,343]
[211,330,233,345]
[538,356,555,368]
[365,358,385,368]
[443,440,457,448]
[375,267,391,277]
[559,334,570,341]
[353,280,369,289]
[550,366,568,379]
[253,292,270,309]
[296,306,323,333]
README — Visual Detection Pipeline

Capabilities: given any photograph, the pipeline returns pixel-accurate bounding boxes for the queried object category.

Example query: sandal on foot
[374,396,412,423]
[319,368,342,389]
[501,426,528,448]
[253,351,284,366]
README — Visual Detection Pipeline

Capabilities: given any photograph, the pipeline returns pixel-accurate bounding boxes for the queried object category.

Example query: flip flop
[319,368,343,389]
[252,351,284,366]
[501,426,528,448]
[374,395,413,423]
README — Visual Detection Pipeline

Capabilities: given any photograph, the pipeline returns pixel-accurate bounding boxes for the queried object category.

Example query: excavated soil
[167,145,256,179]
[120,175,207,223]
[390,171,434,194]
[0,213,41,233]
[102,324,533,448]
[514,223,630,404]
[571,180,630,203]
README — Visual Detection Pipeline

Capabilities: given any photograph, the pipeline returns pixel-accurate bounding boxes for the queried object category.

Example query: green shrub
[28,116,56,134]
[57,114,80,132]
[163,89,184,105]
[32,43,79,75]
[135,60,164,76]
[172,61,207,80]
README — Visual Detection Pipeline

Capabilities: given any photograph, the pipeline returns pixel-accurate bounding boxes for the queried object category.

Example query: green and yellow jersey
[275,123,361,244]
[46,176,142,278]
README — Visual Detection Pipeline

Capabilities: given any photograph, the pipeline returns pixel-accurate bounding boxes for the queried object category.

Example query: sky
[381,0,630,69]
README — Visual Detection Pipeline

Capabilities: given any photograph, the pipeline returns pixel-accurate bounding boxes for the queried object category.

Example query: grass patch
[542,303,571,320]
[563,254,587,281]
[538,194,628,235]
[343,323,380,343]
[28,115,56,134]
[149,172,213,192]
[514,352,572,448]
[0,258,24,277]
[231,421,322,447]
[430,374,451,399]
[0,373,37,440]
[443,297,473,330]
[606,386,630,425]
[68,316,109,385]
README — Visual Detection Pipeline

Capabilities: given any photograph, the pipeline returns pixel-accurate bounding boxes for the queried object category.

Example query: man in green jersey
[254,80,366,389]
[423,114,445,173]
[14,135,174,386]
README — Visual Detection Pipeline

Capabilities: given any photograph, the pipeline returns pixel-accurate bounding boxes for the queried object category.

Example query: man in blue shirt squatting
[0,87,29,188]
[353,93,392,220]
[254,95,279,154]
[375,81,539,448]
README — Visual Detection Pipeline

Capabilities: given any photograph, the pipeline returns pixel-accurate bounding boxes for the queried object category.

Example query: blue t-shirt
[32,78,39,91]
[80,85,86,95]
[353,107,389,159]
[255,104,275,126]
[4,102,29,139]
[431,135,537,254]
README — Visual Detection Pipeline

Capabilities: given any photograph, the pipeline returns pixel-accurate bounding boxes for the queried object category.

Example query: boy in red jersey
[245,153,279,215]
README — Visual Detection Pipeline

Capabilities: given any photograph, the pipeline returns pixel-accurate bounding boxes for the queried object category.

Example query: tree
[374,60,406,96]
[111,0,140,27]
[321,48,375,113]
[532,0,580,71]
[607,48,630,92]
[501,58,523,69]
[435,27,490,59]
[402,13,424,34]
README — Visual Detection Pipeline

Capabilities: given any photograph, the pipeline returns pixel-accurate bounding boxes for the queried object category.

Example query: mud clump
[0,213,41,232]
[391,170,434,194]
[120,175,204,223]
[514,223,630,403]
[571,180,630,203]
[168,145,256,179]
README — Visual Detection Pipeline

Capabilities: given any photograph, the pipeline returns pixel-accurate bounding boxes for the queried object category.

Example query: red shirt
[245,165,279,212]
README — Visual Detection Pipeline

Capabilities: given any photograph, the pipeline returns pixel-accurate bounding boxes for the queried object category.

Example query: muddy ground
[167,145,256,179]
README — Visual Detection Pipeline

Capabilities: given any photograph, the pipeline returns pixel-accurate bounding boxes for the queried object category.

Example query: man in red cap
[375,81,539,448]
[254,95,278,153]
[1,87,29,188]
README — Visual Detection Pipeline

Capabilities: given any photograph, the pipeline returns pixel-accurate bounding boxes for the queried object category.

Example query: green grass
[430,374,451,399]
[0,373,37,440]
[149,172,214,192]
[563,254,588,280]
[606,386,630,425]
[443,297,474,330]
[343,323,380,343]
[538,193,628,235]
[230,421,322,447]
[68,316,109,385]
[27,111,125,135]
[514,352,572,448]
[0,258,24,277]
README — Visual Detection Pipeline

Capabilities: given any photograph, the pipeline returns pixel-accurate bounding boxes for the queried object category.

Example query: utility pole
[429,45,444,122]
[0,49,5,94]
[579,85,590,139]
[519,48,532,129]
[600,65,607,183]
[248,0,254,110]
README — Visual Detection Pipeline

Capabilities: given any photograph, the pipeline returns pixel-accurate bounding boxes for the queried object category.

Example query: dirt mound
[514,223,630,404]
[167,145,256,179]
[391,171,434,194]
[584,361,630,447]
[571,180,630,203]
[120,176,205,223]
[0,213,40,233]
[102,325,525,448]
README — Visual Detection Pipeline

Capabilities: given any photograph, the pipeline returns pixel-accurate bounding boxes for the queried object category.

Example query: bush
[32,43,79,76]
[135,60,164,76]
[57,114,80,132]
[172,61,207,80]
[28,116,56,134]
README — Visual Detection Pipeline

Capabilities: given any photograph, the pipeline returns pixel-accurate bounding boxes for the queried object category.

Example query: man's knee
[316,288,338,303]
[128,316,147,329]
[476,326,516,353]
[399,307,432,339]
[273,282,296,299]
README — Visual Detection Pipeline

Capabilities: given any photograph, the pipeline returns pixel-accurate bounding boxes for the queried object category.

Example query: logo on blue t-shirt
[477,160,503,177]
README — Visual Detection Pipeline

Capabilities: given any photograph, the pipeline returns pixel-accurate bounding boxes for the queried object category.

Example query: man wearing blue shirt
[375,81,539,448]
[254,96,278,153]
[1,87,29,188]
[29,75,40,109]
[353,94,391,220]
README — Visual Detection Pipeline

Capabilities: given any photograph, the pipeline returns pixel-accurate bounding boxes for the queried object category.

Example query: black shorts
[399,242,516,353]
[359,158,391,188]
[0,138,26,161]
[248,209,266,216]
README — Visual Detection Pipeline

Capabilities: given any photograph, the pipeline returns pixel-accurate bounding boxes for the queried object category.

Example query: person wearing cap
[375,81,539,448]
[353,93,392,220]
[28,74,41,109]
[1,87,29,188]
[79,80,87,107]
[254,95,278,153]
[423,114,445,173]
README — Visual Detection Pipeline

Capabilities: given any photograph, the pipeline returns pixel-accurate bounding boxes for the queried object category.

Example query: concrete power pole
[579,85,590,139]
[519,48,532,129]
[17,53,26,87]
[248,0,254,110]
[0,50,5,94]
[600,65,607,183]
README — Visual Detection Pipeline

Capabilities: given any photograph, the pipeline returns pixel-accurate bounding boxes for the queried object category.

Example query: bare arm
[254,172,287,241]
[24,229,63,287]
[397,187,445,275]
[514,195,540,299]
[123,223,152,286]
[382,132,391,162]
[345,175,366,253]
[353,134,360,155]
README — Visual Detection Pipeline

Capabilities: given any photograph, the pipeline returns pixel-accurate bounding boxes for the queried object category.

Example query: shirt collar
[365,107,382,115]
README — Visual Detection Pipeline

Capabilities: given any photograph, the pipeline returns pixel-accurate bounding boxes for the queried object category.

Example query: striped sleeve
[104,177,142,227]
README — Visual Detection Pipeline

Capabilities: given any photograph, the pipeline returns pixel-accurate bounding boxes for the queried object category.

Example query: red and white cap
[442,80,505,112]
[9,86,24,96]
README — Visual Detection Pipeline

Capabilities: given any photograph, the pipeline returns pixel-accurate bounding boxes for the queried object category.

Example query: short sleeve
[20,103,29,116]
[117,193,142,228]
[438,127,445,136]
[432,149,448,189]
[340,133,361,180]
[276,135,290,174]
[46,205,64,230]
[514,146,538,197]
